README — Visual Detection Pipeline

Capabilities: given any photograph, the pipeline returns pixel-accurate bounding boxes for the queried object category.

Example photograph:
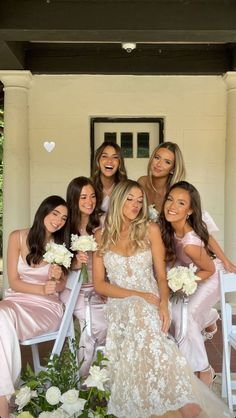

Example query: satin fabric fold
[0,256,64,398]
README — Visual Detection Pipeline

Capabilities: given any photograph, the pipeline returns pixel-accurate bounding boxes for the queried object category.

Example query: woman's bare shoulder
[147,221,161,238]
[137,175,148,187]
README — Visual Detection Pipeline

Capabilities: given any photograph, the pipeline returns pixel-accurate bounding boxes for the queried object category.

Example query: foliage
[12,341,116,418]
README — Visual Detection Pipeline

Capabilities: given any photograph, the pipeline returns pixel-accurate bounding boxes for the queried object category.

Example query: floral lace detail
[103,249,197,417]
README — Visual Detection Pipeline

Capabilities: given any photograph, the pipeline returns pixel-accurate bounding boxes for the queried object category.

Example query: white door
[94,122,160,180]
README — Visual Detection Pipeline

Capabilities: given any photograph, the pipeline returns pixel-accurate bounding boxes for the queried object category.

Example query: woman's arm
[149,222,170,333]
[92,229,160,307]
[7,230,64,295]
[184,244,215,280]
[208,234,236,273]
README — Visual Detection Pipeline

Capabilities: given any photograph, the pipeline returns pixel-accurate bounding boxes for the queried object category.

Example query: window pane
[104,132,117,143]
[137,132,149,158]
[121,132,133,158]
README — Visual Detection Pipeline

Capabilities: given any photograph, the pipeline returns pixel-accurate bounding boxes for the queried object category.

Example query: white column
[0,71,32,288]
[223,72,236,263]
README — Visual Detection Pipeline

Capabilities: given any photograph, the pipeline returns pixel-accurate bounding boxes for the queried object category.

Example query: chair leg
[221,351,227,398]
[225,343,233,411]
[31,344,41,374]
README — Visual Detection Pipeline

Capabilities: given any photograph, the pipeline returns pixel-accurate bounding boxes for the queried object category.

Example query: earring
[186,214,190,220]
[170,171,174,175]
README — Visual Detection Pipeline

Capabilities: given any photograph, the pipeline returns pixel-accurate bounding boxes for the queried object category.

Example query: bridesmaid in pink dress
[138,141,236,275]
[0,195,68,418]
[61,177,107,376]
[92,141,127,213]
[160,181,224,387]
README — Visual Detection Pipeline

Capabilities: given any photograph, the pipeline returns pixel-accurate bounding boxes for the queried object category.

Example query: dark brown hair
[160,181,214,263]
[92,141,127,210]
[26,195,67,266]
[65,176,100,247]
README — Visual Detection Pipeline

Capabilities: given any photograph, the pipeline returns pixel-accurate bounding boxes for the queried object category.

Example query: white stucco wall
[29,74,226,246]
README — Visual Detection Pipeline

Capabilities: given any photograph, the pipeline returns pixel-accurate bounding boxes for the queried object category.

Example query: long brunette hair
[92,141,127,210]
[65,176,100,246]
[26,195,67,266]
[160,181,214,264]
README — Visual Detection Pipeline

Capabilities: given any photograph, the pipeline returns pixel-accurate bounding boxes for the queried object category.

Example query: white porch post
[223,72,236,263]
[0,71,32,288]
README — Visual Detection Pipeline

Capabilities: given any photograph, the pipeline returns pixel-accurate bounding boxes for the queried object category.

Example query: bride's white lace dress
[103,249,232,418]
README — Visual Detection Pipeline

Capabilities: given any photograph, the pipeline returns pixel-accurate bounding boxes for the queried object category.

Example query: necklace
[103,182,115,196]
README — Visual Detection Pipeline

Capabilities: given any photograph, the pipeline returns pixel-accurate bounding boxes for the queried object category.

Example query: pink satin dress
[0,255,64,398]
[60,252,107,377]
[170,231,224,372]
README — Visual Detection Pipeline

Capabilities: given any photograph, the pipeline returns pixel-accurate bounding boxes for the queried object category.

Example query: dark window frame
[90,116,164,173]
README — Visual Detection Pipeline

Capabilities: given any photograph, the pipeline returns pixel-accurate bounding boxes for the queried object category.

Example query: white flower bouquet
[167,265,199,302]
[148,204,159,223]
[12,347,114,418]
[43,242,73,269]
[70,235,98,284]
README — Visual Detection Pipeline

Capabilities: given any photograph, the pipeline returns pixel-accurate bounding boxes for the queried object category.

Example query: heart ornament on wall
[44,141,55,153]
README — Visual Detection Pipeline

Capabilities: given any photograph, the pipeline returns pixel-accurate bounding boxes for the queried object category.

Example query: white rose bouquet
[167,265,199,302]
[12,348,114,418]
[70,235,98,284]
[148,204,159,223]
[43,242,73,269]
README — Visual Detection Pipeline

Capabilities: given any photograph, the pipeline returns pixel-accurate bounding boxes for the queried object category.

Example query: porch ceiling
[1,0,236,74]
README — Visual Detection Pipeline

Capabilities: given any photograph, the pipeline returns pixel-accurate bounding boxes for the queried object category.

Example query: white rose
[84,365,109,391]
[38,413,52,418]
[70,235,98,252]
[45,386,61,406]
[60,390,86,416]
[50,408,68,418]
[183,280,197,295]
[15,387,37,410]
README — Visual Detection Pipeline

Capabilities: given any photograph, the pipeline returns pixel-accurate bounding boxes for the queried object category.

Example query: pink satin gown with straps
[170,230,224,372]
[0,255,64,398]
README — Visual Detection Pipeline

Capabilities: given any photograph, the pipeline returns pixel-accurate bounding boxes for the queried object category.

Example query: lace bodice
[104,249,158,294]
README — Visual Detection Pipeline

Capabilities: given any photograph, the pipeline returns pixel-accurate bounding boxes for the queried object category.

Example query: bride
[93,179,232,418]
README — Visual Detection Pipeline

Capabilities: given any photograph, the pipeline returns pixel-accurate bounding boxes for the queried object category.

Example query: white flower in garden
[38,413,52,418]
[45,386,61,406]
[148,204,159,222]
[70,234,98,252]
[43,242,73,268]
[60,389,86,416]
[84,365,109,391]
[15,386,37,410]
[50,408,68,418]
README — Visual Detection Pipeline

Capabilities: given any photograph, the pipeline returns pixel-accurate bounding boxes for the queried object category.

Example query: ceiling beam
[1,1,236,43]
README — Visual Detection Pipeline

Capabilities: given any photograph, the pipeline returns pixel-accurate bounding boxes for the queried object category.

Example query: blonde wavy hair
[148,141,186,191]
[99,180,149,254]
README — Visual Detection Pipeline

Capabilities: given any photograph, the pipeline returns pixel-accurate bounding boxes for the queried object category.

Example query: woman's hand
[224,259,236,274]
[141,292,160,307]
[48,264,62,282]
[74,251,88,269]
[159,301,170,334]
[44,279,57,295]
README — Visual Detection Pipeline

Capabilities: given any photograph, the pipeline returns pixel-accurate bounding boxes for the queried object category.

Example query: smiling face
[122,187,144,222]
[164,187,192,224]
[79,184,96,216]
[150,147,175,179]
[44,205,68,235]
[99,145,120,178]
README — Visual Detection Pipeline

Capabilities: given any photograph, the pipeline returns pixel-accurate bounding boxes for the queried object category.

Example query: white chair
[20,269,82,373]
[220,271,236,410]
